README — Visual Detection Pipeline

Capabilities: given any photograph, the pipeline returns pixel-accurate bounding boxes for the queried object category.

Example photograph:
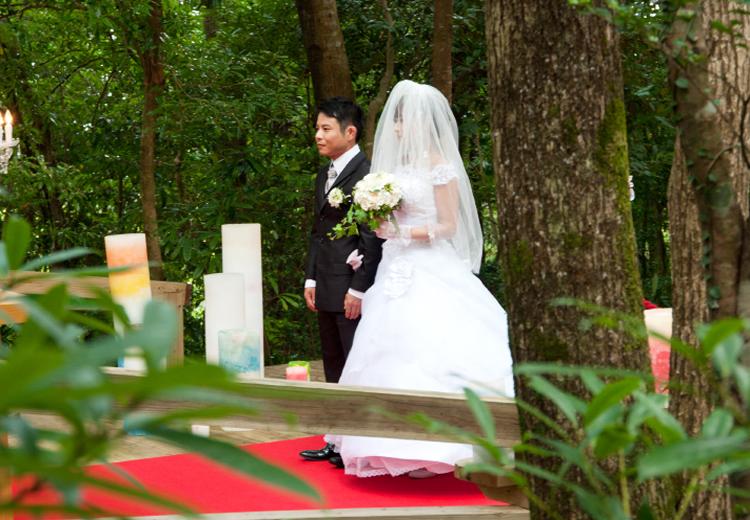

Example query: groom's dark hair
[316,97,364,143]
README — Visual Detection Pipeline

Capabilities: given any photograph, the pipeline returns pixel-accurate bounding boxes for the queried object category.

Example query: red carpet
[17,435,502,517]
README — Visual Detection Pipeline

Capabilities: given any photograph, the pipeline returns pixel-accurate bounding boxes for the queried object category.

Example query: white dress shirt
[306,144,365,300]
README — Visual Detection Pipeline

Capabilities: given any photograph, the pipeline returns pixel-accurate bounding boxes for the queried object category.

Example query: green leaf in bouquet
[3,215,31,270]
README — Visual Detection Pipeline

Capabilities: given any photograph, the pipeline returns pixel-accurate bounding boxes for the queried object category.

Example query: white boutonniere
[328,187,347,208]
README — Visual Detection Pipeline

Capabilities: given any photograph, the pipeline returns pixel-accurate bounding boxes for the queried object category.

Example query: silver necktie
[325,163,337,192]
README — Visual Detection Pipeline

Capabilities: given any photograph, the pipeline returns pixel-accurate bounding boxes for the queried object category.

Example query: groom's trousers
[317,311,359,383]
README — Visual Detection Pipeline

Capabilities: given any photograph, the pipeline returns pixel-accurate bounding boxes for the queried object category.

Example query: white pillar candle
[221,223,264,375]
[204,273,245,364]
[4,110,12,144]
[105,233,152,371]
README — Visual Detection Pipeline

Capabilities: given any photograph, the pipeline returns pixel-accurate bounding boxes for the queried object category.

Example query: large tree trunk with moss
[486,1,649,516]
[137,0,166,280]
[295,0,354,104]
[431,0,452,103]
[666,2,750,516]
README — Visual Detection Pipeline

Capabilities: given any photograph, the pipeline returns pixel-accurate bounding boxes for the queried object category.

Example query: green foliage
[0,217,319,515]
[420,315,750,519]
[0,0,676,364]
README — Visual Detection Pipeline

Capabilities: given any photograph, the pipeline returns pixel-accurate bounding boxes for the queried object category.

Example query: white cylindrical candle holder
[105,233,152,371]
[221,223,264,375]
[204,273,245,364]
[218,328,262,378]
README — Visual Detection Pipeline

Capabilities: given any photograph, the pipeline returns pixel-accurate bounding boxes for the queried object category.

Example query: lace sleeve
[431,163,459,185]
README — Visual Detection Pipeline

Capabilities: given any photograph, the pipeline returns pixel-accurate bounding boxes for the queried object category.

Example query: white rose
[328,188,345,208]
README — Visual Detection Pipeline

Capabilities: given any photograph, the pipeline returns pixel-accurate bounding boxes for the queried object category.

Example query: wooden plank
[0,299,26,325]
[1,273,189,366]
[1,272,190,307]
[102,369,521,446]
[111,506,529,519]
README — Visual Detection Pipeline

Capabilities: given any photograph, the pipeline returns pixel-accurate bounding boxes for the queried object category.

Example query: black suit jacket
[305,150,383,313]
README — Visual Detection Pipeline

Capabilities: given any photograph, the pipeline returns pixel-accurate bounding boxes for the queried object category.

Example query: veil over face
[371,80,484,273]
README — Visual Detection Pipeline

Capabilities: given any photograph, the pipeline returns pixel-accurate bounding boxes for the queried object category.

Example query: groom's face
[315,113,355,160]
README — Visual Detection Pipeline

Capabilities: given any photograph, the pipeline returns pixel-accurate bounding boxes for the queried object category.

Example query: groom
[299,97,382,465]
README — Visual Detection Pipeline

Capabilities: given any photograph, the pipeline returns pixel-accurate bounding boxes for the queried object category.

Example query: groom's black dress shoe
[328,455,344,468]
[299,443,337,461]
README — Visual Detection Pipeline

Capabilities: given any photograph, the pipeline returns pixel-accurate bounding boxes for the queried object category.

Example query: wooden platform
[22,361,327,463]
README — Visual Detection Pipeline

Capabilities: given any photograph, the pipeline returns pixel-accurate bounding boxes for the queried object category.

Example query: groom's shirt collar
[331,144,361,176]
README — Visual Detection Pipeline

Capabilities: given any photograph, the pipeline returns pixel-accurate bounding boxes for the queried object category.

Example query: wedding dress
[328,162,515,477]
[328,79,514,478]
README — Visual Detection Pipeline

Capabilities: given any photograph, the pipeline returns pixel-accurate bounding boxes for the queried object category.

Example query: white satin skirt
[327,240,514,477]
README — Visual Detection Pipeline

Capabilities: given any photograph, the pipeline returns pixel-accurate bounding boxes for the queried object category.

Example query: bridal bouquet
[330,172,402,238]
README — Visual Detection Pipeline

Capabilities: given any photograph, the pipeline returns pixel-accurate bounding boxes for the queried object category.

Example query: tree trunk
[668,1,749,321]
[667,137,732,518]
[295,0,354,104]
[202,0,218,39]
[486,1,649,517]
[666,1,750,516]
[362,0,394,156]
[431,0,453,103]
[138,0,165,280]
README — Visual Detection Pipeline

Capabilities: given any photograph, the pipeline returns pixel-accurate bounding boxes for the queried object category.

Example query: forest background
[0,0,672,363]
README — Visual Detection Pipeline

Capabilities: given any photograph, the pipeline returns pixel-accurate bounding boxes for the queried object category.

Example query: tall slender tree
[362,0,394,156]
[135,0,166,280]
[486,1,649,516]
[431,0,453,103]
[666,1,750,516]
[295,0,354,104]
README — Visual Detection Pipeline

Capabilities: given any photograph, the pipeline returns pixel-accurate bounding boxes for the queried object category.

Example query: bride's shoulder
[429,161,459,185]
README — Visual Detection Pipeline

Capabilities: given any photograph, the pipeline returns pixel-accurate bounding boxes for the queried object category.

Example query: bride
[329,80,514,478]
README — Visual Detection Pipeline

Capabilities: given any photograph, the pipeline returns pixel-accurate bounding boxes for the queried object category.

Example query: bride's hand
[375,221,399,239]
[375,221,394,239]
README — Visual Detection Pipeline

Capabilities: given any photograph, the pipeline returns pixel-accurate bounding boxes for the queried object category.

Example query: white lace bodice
[380,164,461,298]
[392,164,459,228]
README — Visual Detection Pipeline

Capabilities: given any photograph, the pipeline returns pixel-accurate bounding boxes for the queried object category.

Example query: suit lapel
[316,164,329,212]
[318,150,366,212]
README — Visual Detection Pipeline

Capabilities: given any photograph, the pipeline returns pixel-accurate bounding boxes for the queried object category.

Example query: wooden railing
[1,273,528,520]
[0,272,190,365]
